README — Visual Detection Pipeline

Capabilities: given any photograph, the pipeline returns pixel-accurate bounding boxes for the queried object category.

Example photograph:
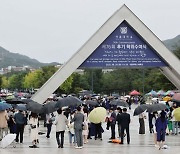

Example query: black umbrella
[147,104,167,113]
[20,99,34,104]
[55,96,83,108]
[24,94,32,99]
[16,104,27,111]
[0,103,12,111]
[43,101,58,114]
[26,101,43,113]
[5,98,27,104]
[110,99,129,107]
[85,100,99,106]
[133,104,149,116]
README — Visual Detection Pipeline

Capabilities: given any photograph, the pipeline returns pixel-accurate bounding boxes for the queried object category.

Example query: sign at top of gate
[79,21,167,68]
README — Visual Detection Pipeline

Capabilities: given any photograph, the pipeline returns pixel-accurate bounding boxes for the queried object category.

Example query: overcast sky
[0,0,180,63]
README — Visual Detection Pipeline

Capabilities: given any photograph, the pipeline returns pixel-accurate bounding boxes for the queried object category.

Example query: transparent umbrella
[1,134,16,148]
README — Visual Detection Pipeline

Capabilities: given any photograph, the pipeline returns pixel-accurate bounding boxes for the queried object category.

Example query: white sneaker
[155,144,159,148]
[75,146,83,149]
[75,146,79,149]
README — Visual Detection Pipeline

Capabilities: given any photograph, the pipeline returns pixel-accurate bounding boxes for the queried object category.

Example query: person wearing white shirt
[54,109,68,148]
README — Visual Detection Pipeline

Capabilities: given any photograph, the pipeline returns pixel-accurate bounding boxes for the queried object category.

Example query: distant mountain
[163,35,180,51]
[0,35,179,69]
[0,46,59,68]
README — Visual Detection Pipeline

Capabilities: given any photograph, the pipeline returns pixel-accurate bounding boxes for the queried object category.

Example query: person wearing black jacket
[119,108,130,144]
[116,107,122,138]
[14,110,27,143]
[109,107,116,139]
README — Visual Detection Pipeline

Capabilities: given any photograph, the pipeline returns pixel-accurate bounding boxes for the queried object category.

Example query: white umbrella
[159,101,166,104]
[1,134,16,148]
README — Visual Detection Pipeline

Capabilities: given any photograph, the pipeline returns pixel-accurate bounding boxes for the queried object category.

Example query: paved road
[0,104,180,154]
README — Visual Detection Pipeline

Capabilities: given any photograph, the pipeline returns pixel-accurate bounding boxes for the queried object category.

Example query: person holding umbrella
[139,112,146,134]
[71,106,84,149]
[14,110,27,144]
[109,107,116,139]
[155,111,168,150]
[116,107,122,138]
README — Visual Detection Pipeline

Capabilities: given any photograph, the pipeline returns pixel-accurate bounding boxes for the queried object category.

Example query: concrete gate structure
[31,5,180,104]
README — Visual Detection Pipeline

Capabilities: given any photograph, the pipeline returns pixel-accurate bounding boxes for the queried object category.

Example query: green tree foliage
[1,76,8,88]
[83,69,103,93]
[23,69,43,89]
[41,66,58,83]
[59,75,73,93]
[70,73,83,94]
[8,72,27,90]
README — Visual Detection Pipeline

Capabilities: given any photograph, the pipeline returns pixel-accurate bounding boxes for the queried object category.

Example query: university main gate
[31,5,180,104]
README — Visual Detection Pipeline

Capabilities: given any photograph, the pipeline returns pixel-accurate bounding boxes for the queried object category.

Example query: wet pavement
[0,104,180,154]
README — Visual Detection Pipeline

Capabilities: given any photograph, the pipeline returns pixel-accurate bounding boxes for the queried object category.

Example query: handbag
[31,125,36,129]
[82,123,87,130]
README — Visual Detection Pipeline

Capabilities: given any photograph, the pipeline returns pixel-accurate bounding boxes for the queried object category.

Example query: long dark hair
[30,112,38,119]
[160,111,166,122]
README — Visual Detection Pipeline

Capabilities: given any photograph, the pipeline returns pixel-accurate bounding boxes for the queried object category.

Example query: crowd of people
[0,95,179,150]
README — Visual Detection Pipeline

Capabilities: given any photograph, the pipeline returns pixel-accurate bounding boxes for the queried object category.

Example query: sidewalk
[0,104,180,154]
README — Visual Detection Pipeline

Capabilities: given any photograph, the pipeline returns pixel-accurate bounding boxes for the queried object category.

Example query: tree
[8,73,25,90]
[41,66,58,84]
[23,69,43,89]
[70,73,83,94]
[58,75,73,94]
[1,76,8,89]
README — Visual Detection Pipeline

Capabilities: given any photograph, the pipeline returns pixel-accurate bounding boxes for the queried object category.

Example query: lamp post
[142,68,145,94]
[91,70,94,94]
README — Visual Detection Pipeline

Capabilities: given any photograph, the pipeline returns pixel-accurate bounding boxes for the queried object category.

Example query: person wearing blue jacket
[155,111,168,150]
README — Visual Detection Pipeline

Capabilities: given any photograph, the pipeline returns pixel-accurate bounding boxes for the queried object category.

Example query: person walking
[155,111,168,150]
[14,110,27,144]
[46,113,55,138]
[139,112,146,134]
[152,112,158,147]
[109,107,116,139]
[171,103,178,135]
[82,109,89,143]
[0,110,9,141]
[119,108,131,144]
[94,122,103,140]
[68,110,76,145]
[8,110,16,134]
[54,109,68,148]
[71,106,84,149]
[148,112,153,133]
[29,112,39,148]
[116,107,122,138]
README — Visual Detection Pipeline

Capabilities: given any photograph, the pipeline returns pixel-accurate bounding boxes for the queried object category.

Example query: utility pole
[91,70,94,94]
